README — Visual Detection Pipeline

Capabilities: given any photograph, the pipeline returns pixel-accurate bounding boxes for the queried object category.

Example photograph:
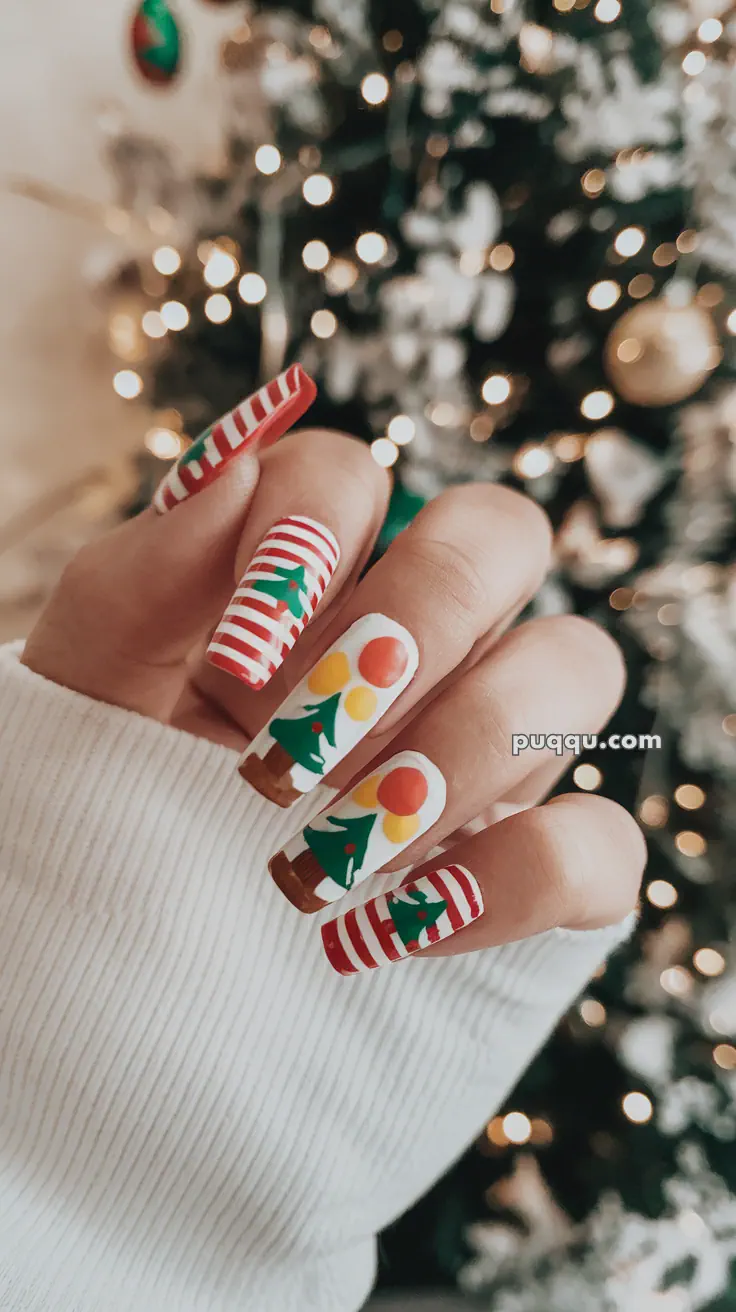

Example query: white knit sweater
[0,642,632,1312]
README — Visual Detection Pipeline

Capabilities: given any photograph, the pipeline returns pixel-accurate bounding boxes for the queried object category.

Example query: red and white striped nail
[321,865,483,976]
[206,516,340,690]
[152,363,317,514]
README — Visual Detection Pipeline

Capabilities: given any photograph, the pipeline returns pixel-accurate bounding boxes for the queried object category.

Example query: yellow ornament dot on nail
[352,774,382,808]
[307,651,350,696]
[344,685,378,722]
[382,812,420,843]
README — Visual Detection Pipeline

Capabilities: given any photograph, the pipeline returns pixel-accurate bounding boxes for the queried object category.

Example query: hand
[22,423,645,971]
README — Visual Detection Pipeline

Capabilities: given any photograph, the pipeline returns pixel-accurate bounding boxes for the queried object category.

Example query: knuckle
[400,535,492,628]
[425,483,553,588]
[478,691,517,766]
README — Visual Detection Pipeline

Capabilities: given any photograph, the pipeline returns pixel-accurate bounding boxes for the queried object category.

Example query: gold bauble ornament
[604,299,720,407]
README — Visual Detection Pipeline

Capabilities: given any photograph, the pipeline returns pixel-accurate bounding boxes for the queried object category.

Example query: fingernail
[267,750,446,913]
[207,517,340,690]
[322,865,483,974]
[239,614,419,806]
[152,363,316,514]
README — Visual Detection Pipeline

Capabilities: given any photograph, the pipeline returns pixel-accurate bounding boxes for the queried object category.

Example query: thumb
[22,453,260,720]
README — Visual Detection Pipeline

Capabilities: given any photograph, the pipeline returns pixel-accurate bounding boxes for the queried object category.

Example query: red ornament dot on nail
[288,580,298,590]
[357,636,410,688]
[376,766,429,815]
[344,843,357,855]
[311,722,323,733]
[406,940,419,951]
[418,911,427,921]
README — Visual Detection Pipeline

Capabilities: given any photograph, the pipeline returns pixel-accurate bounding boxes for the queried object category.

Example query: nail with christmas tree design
[321,865,483,974]
[268,750,447,913]
[207,516,340,690]
[152,363,317,513]
[239,614,419,807]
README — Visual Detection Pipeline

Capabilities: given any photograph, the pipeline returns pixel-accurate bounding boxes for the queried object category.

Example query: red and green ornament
[131,0,182,86]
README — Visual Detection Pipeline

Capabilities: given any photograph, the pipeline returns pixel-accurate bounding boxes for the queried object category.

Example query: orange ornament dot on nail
[357,636,409,688]
[377,766,428,816]
[382,812,420,843]
[344,685,378,722]
[352,774,382,808]
[307,651,350,696]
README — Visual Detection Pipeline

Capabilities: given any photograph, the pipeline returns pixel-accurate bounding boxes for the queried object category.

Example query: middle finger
[238,481,551,804]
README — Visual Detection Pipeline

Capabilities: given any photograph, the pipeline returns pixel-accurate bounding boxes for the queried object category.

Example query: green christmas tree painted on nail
[387,888,448,951]
[252,563,311,618]
[304,813,377,890]
[270,693,340,775]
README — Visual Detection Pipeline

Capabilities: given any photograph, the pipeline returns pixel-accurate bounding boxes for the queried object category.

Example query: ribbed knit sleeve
[0,642,633,1312]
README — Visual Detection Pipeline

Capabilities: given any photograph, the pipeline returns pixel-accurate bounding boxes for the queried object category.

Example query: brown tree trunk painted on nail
[268,849,328,914]
[238,742,302,807]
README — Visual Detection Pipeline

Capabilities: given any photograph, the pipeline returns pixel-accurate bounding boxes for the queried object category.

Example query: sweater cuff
[0,642,327,925]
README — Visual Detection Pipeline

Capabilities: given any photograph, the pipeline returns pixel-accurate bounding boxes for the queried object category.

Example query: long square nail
[239,614,419,806]
[321,865,483,974]
[153,363,316,513]
[267,749,446,912]
[207,516,340,690]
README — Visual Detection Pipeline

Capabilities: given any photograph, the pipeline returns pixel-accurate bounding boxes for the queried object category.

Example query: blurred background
[1,1,735,1308]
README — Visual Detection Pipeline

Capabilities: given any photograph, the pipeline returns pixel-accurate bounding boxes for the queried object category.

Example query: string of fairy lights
[114,0,736,469]
[107,0,736,1148]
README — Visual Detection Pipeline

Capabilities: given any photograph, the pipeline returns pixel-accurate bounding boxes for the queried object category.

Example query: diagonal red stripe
[207,649,267,689]
[219,613,284,652]
[210,629,278,670]
[366,897,403,963]
[248,547,311,571]
[266,378,283,408]
[251,394,267,426]
[445,864,483,921]
[230,405,248,438]
[273,531,335,573]
[227,593,305,645]
[230,592,280,618]
[280,516,339,558]
[428,870,464,934]
[178,462,205,494]
[211,422,234,460]
[253,375,317,451]
[345,909,377,971]
[321,921,357,976]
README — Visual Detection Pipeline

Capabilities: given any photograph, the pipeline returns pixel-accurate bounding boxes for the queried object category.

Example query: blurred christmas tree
[101,0,736,1304]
